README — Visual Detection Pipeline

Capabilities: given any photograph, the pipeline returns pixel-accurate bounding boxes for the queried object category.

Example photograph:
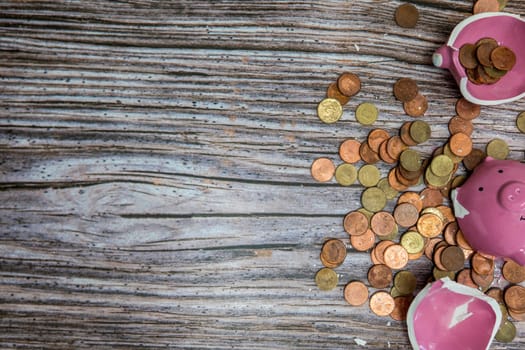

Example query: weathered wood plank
[1,0,524,349]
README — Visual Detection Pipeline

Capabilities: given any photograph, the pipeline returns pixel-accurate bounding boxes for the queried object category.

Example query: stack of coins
[317,72,361,124]
[459,38,516,85]
[312,73,523,337]
[393,78,428,117]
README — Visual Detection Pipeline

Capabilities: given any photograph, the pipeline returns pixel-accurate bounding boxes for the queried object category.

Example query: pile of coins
[312,71,523,343]
[459,38,516,85]
[393,78,428,117]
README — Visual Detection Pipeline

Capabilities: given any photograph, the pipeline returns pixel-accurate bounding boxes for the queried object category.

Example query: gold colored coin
[335,163,358,186]
[409,120,431,144]
[377,177,399,200]
[430,154,454,177]
[358,164,381,187]
[400,230,425,254]
[517,111,525,133]
[417,213,444,238]
[425,166,451,189]
[361,186,388,213]
[315,267,338,291]
[486,138,509,159]
[433,267,455,280]
[394,270,417,295]
[399,149,422,172]
[355,102,378,125]
[317,98,343,124]
[495,320,517,343]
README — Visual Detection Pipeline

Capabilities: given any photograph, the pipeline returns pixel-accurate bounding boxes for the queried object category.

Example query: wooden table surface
[1,1,524,349]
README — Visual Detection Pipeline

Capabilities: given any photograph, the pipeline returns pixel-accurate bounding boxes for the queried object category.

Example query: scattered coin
[393,78,419,102]
[393,202,419,228]
[502,260,525,284]
[344,211,369,236]
[315,267,338,291]
[318,98,343,124]
[409,120,431,144]
[320,239,347,268]
[495,320,517,343]
[400,230,425,254]
[455,97,481,120]
[370,211,396,238]
[337,72,361,97]
[339,139,362,163]
[367,129,390,153]
[491,46,516,71]
[449,132,473,157]
[383,244,409,270]
[335,163,358,186]
[390,295,412,321]
[448,116,474,136]
[327,82,351,105]
[368,264,393,289]
[370,291,396,316]
[440,245,465,271]
[403,93,428,117]
[473,0,500,15]
[355,102,379,125]
[311,157,335,182]
[344,280,369,306]
[394,270,417,295]
[504,285,525,312]
[394,3,419,28]
[358,164,381,187]
[486,138,509,159]
[350,228,376,251]
[361,186,388,212]
[517,111,525,133]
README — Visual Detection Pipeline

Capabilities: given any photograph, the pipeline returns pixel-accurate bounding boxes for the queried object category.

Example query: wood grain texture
[1,0,524,349]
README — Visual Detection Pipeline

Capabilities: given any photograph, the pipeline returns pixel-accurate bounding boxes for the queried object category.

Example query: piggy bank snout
[498,181,525,212]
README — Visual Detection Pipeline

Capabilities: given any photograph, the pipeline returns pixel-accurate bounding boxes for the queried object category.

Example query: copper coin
[471,268,494,289]
[370,211,396,238]
[491,46,516,71]
[440,245,465,271]
[393,77,419,102]
[433,245,448,271]
[476,41,498,67]
[448,116,473,136]
[388,168,408,192]
[420,188,443,208]
[455,229,473,250]
[476,64,500,84]
[424,237,443,260]
[386,135,408,161]
[403,93,428,117]
[462,148,486,171]
[337,72,361,97]
[311,157,335,182]
[379,139,397,164]
[383,244,409,270]
[502,259,525,284]
[504,285,525,312]
[344,281,369,306]
[327,82,351,105]
[443,221,458,246]
[390,296,412,321]
[393,202,419,228]
[339,139,362,164]
[374,240,396,265]
[394,3,419,29]
[368,264,393,289]
[350,228,376,252]
[370,291,396,316]
[473,0,500,13]
[367,129,390,153]
[399,121,418,146]
[449,132,473,157]
[397,191,423,212]
[344,211,369,236]
[417,213,444,238]
[486,287,505,303]
[508,308,525,322]
[456,268,478,288]
[437,205,455,225]
[471,252,494,276]
[455,97,481,120]
[359,141,381,164]
[459,43,479,69]
[320,239,347,268]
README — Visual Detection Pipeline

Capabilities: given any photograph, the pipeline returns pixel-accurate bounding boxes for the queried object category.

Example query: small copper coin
[424,237,443,260]
[443,221,458,246]
[502,260,525,284]
[486,287,504,303]
[399,121,418,146]
[403,93,428,117]
[386,135,408,161]
[393,77,419,102]
[374,240,396,265]
[471,252,494,276]
[393,202,419,228]
[394,3,419,29]
[420,188,443,208]
[339,139,362,164]
[448,116,473,136]
[417,213,444,238]
[344,281,369,306]
[390,296,412,321]
[459,43,479,69]
[337,72,361,97]
[371,211,396,237]
[471,268,494,288]
[383,244,409,270]
[368,264,393,289]
[473,0,500,13]
[440,245,465,271]
[397,191,423,212]
[311,157,335,182]
[379,140,397,164]
[455,98,481,120]
[504,285,525,312]
[476,41,498,67]
[456,268,478,288]
[327,82,351,105]
[344,211,369,236]
[350,228,376,252]
[462,148,486,171]
[367,129,390,153]
[370,291,396,316]
[320,239,347,268]
[491,46,516,71]
[449,132,473,157]
[359,141,381,164]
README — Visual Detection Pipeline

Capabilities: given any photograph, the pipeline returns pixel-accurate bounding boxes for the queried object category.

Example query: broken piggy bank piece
[407,278,502,350]
[452,157,525,265]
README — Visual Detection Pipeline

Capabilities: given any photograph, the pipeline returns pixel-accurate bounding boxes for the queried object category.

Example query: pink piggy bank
[452,157,525,265]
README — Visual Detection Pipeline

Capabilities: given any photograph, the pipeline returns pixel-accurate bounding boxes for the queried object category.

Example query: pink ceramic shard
[433,12,525,105]
[407,278,502,350]
[452,157,525,265]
